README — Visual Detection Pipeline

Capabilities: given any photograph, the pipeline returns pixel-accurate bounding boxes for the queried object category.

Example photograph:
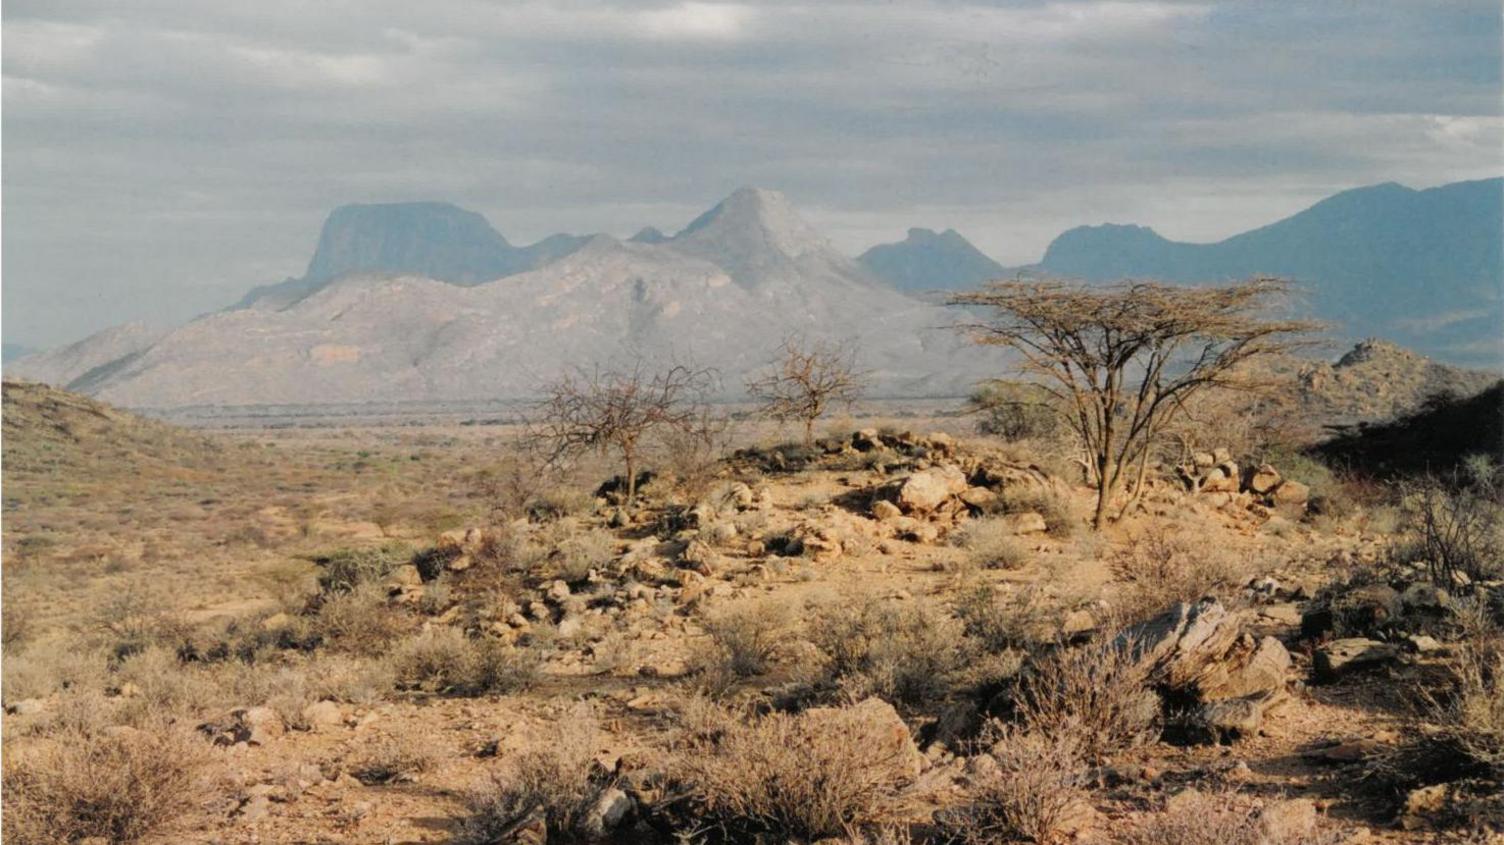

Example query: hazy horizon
[4,1,1502,349]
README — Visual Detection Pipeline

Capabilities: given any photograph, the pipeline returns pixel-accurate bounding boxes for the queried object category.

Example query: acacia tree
[746,336,865,446]
[951,277,1317,530]
[532,361,719,506]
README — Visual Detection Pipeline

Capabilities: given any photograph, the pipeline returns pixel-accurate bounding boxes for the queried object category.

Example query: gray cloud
[4,0,1500,347]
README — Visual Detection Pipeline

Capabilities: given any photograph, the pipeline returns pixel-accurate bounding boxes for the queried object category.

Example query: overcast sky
[4,1,1501,349]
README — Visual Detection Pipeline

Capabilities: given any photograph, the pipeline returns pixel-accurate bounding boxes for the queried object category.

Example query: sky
[3,0,1502,349]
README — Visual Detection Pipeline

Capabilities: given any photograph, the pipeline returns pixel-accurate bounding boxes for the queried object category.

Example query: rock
[1202,464,1239,493]
[681,539,718,574]
[1193,451,1216,468]
[556,615,584,639]
[447,554,473,572]
[1273,479,1309,506]
[1257,603,1303,627]
[1404,634,1446,654]
[1061,609,1097,637]
[852,428,883,451]
[385,564,422,590]
[998,511,1047,535]
[745,539,766,557]
[1401,784,1449,830]
[579,787,633,838]
[896,465,968,513]
[1333,583,1402,632]
[1400,582,1451,613]
[1313,638,1400,681]
[1212,447,1232,464]
[260,612,293,632]
[546,580,572,602]
[6,699,45,716]
[1245,464,1282,495]
[892,517,939,544]
[958,486,998,510]
[1198,695,1270,739]
[302,700,346,731]
[238,706,286,745]
[871,500,903,522]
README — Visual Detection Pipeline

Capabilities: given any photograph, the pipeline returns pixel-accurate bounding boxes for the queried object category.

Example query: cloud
[1,0,1499,347]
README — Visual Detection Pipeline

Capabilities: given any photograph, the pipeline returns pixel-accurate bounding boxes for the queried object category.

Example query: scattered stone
[579,787,634,838]
[997,511,1047,535]
[1273,479,1309,506]
[302,700,346,731]
[1245,464,1283,495]
[1314,638,1400,681]
[871,499,902,522]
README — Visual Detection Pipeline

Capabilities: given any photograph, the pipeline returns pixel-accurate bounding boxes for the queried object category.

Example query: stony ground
[2,383,1500,844]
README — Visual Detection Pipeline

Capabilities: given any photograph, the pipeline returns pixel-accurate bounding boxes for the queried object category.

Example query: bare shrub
[671,700,914,840]
[313,582,408,655]
[746,335,865,446]
[954,582,1057,653]
[953,518,1033,570]
[1109,528,1250,623]
[3,726,217,845]
[805,594,972,708]
[455,706,613,844]
[532,361,721,506]
[3,595,35,653]
[1398,463,1504,588]
[704,600,795,679]
[968,380,1061,442]
[1119,789,1337,845]
[941,726,1087,844]
[348,733,438,785]
[1012,636,1159,758]
[112,646,224,724]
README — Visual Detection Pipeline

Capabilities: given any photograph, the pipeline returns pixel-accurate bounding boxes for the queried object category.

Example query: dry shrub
[805,594,973,708]
[549,527,616,582]
[111,646,224,725]
[954,582,1058,653]
[3,726,217,845]
[704,600,795,679]
[953,518,1033,570]
[391,628,539,695]
[3,596,35,653]
[941,725,1087,844]
[304,654,398,705]
[455,706,614,844]
[313,544,413,594]
[2,639,109,703]
[348,733,438,785]
[1119,789,1338,845]
[1004,486,1081,539]
[672,699,915,840]
[1012,636,1159,758]
[1109,528,1250,623]
[313,582,408,654]
[1429,608,1504,774]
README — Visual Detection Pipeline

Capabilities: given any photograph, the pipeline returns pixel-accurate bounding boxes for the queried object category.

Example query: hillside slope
[859,228,1006,293]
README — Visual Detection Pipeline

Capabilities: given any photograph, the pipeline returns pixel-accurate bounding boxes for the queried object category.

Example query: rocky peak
[670,187,832,276]
[304,201,517,286]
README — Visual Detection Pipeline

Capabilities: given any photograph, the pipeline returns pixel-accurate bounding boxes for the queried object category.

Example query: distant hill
[858,228,1005,293]
[14,188,1000,407]
[1031,178,1504,367]
[236,201,590,310]
[2,344,35,364]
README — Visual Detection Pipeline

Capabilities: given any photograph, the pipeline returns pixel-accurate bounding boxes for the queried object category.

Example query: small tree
[746,336,865,446]
[533,361,719,506]
[952,277,1317,530]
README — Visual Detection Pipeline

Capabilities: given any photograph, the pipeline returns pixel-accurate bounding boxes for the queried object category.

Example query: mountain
[1032,178,1504,366]
[235,201,590,310]
[6,323,165,393]
[629,226,669,244]
[18,189,1000,407]
[2,344,36,364]
[858,228,1006,293]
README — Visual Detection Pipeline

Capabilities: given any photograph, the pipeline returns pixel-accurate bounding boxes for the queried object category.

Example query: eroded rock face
[1314,638,1400,680]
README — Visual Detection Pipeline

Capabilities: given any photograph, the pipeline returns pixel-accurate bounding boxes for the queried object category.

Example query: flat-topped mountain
[858,228,1006,293]
[236,201,590,310]
[1032,178,1504,366]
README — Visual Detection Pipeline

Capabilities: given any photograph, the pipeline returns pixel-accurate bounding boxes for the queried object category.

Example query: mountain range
[11,189,1000,407]
[9,177,1500,407]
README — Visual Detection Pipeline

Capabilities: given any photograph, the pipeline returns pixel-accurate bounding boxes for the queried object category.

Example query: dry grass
[2,725,218,845]
[703,599,795,679]
[1011,636,1159,758]
[312,582,410,654]
[547,526,616,582]
[455,706,614,844]
[1109,527,1251,623]
[804,593,974,708]
[348,733,438,785]
[953,517,1033,570]
[941,725,1088,844]
[1429,608,1504,774]
[671,698,916,840]
[1118,789,1338,845]
[391,627,539,695]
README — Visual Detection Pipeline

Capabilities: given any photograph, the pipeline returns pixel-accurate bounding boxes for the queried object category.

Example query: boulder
[1313,638,1400,681]
[579,787,634,839]
[896,465,968,513]
[302,700,347,731]
[958,486,999,511]
[998,511,1047,535]
[1272,479,1309,506]
[871,500,903,522]
[1202,463,1240,493]
[1244,464,1282,496]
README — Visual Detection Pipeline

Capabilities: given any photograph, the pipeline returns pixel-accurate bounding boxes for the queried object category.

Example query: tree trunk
[803,417,815,447]
[624,449,637,507]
